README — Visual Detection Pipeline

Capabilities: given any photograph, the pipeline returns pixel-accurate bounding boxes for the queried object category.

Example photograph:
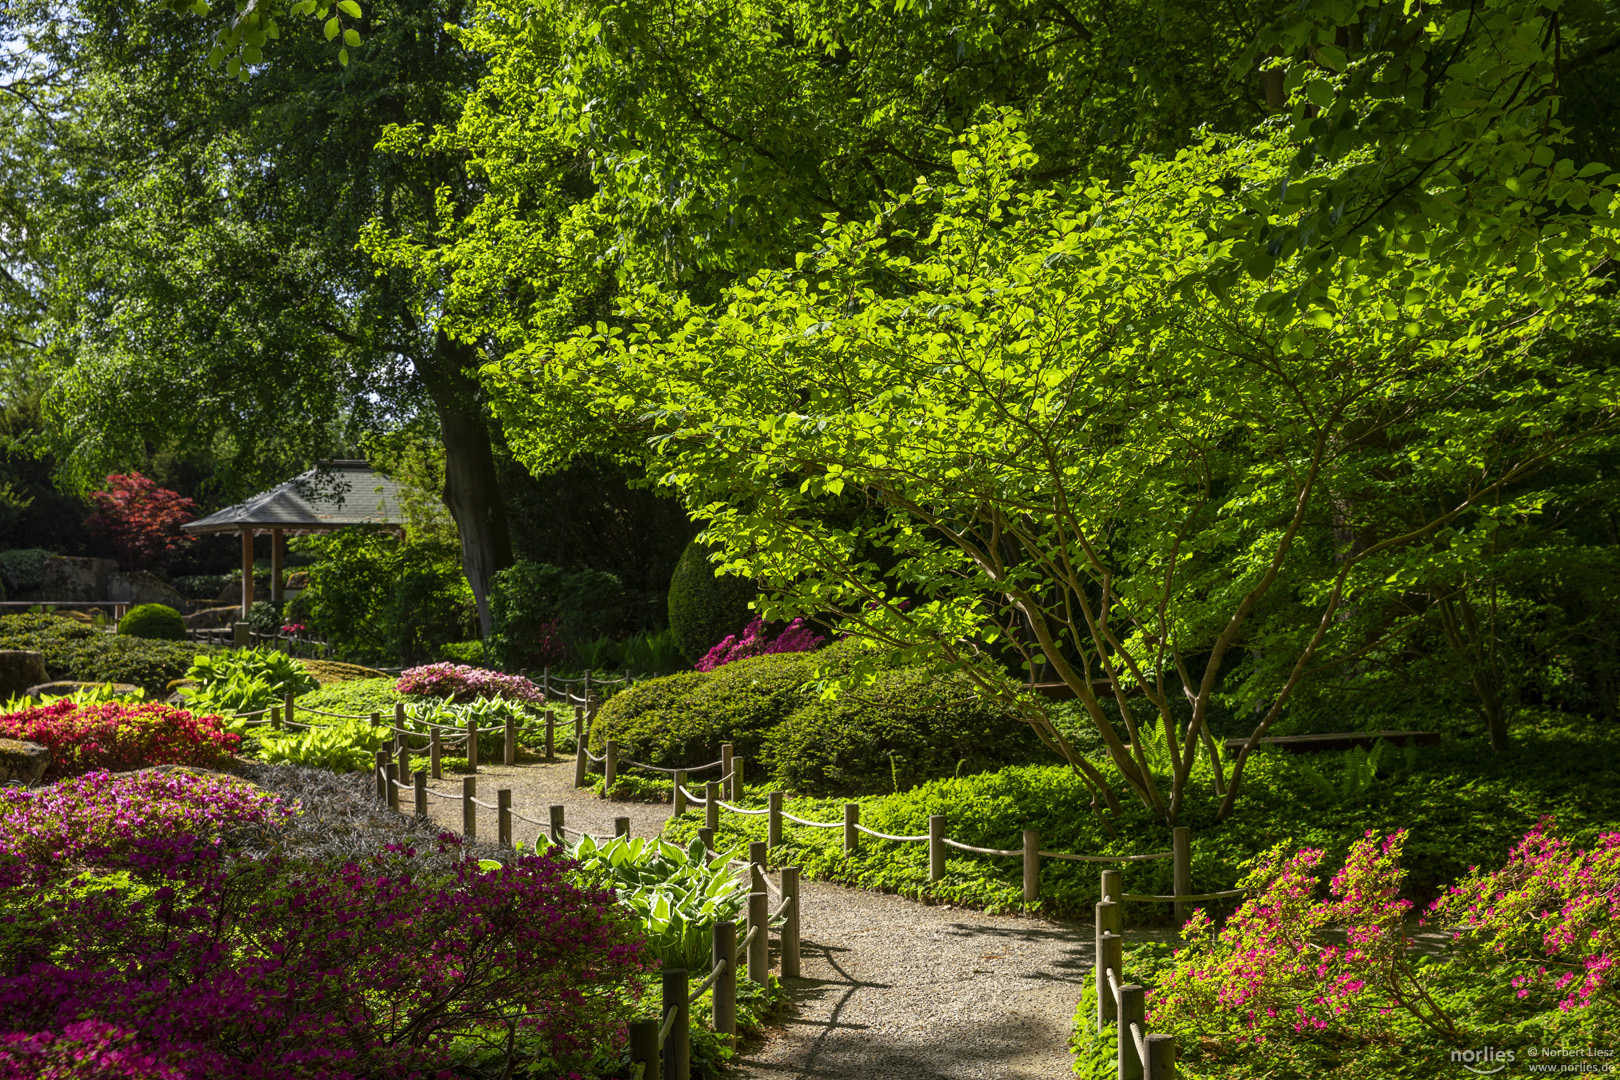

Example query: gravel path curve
[415,760,1094,1079]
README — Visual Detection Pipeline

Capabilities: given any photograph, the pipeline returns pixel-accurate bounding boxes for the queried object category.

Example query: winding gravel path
[416,759,1095,1079]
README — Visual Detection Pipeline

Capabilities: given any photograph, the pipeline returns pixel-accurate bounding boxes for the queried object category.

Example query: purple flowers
[695,617,825,672]
[396,663,542,704]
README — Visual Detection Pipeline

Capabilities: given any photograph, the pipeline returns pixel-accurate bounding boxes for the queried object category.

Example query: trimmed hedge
[591,640,1040,794]
[118,603,187,641]
[0,614,203,695]
[666,540,755,664]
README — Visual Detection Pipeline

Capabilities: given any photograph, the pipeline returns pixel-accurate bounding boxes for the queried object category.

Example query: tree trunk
[420,330,513,638]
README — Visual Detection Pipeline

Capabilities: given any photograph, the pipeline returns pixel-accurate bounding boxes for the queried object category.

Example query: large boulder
[17,557,119,602]
[109,571,189,612]
[0,739,49,785]
[185,605,242,630]
[0,650,48,697]
[27,681,142,699]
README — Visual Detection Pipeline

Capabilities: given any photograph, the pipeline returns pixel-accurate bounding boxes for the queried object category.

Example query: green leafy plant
[667,539,755,664]
[254,716,386,772]
[117,603,186,641]
[181,649,318,714]
[295,676,410,716]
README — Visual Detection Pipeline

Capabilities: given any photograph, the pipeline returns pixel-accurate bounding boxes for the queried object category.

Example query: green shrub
[440,639,486,664]
[666,539,755,663]
[253,716,386,772]
[488,560,626,670]
[0,548,53,593]
[171,573,231,599]
[181,649,320,713]
[294,676,411,717]
[0,615,205,695]
[118,603,187,641]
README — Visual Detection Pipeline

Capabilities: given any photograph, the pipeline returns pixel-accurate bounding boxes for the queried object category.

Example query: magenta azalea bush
[0,770,290,870]
[1429,820,1618,1012]
[695,617,825,672]
[0,701,239,780]
[396,663,542,704]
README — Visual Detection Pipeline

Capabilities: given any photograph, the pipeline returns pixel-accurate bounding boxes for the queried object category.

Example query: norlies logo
[1455,1047,1518,1074]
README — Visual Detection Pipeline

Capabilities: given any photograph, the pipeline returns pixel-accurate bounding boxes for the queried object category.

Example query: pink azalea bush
[396,662,542,704]
[695,617,825,672]
[0,770,290,870]
[0,701,239,780]
[1149,830,1459,1042]
[1428,819,1618,1012]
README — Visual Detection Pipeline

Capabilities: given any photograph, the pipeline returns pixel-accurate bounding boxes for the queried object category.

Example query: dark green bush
[666,540,755,663]
[0,548,53,593]
[0,613,203,695]
[246,600,282,636]
[117,603,187,641]
[488,560,626,670]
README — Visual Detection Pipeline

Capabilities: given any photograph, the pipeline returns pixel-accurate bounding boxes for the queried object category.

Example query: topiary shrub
[666,540,755,664]
[118,603,187,641]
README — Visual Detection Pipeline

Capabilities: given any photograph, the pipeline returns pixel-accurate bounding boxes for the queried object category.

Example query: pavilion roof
[182,460,406,534]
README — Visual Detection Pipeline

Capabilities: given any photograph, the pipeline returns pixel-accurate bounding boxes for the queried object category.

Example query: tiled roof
[182,460,406,533]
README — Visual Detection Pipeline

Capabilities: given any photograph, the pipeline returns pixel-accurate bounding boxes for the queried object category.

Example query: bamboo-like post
[1118,983,1145,1080]
[720,743,733,796]
[604,739,617,795]
[413,770,427,820]
[673,769,687,816]
[1023,828,1040,904]
[544,708,555,759]
[767,791,782,848]
[929,815,945,881]
[430,728,442,779]
[1172,826,1192,926]
[549,804,565,844]
[748,840,767,895]
[462,776,477,839]
[615,815,630,839]
[661,968,689,1080]
[731,756,744,800]
[385,763,399,812]
[747,892,769,984]
[374,749,388,801]
[843,803,858,855]
[1101,868,1122,904]
[704,782,719,833]
[712,920,737,1045]
[1097,906,1122,1028]
[504,711,517,766]
[1146,1033,1177,1080]
[628,1019,660,1080]
[397,745,410,796]
[281,691,292,731]
[781,866,801,978]
[573,742,588,788]
[699,827,715,857]
[466,717,479,773]
[498,789,513,847]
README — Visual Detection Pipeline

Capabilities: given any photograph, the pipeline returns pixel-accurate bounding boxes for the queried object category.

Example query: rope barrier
[714,800,768,816]
[624,757,724,775]
[768,894,794,922]
[1040,849,1173,863]
[780,811,842,828]
[1129,1020,1149,1066]
[941,838,1022,857]
[677,785,706,805]
[854,824,931,842]
[740,923,761,952]
[585,749,605,763]
[1106,964,1123,1002]
[468,796,498,811]
[689,958,726,1003]
[226,707,275,718]
[658,1005,678,1047]
[1123,888,1248,902]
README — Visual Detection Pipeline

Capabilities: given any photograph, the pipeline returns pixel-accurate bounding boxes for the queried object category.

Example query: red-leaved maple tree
[87,472,197,569]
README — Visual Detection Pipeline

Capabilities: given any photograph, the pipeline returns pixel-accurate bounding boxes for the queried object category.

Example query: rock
[286,571,309,590]
[12,557,119,602]
[0,739,49,785]
[0,650,48,698]
[108,571,190,611]
[26,681,143,699]
[185,605,243,630]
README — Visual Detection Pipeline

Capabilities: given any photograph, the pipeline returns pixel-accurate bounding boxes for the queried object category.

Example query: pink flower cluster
[1148,830,1457,1042]
[0,836,649,1079]
[1429,819,1618,1012]
[396,663,542,704]
[695,617,825,672]
[0,770,290,872]
[0,701,239,780]
[280,623,306,634]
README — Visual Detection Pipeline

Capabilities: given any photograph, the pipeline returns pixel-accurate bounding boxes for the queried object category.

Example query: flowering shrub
[1149,830,1459,1042]
[695,616,825,672]
[86,472,196,570]
[0,701,239,779]
[396,662,542,704]
[0,770,290,869]
[0,838,649,1079]
[1429,820,1619,1012]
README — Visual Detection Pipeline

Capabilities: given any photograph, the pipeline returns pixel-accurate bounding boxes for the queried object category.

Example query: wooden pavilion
[181,460,406,617]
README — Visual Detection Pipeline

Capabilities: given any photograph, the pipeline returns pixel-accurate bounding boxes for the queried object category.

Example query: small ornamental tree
[86,472,196,570]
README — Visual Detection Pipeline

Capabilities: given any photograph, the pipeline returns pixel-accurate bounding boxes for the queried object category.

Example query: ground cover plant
[295,676,411,717]
[0,700,239,780]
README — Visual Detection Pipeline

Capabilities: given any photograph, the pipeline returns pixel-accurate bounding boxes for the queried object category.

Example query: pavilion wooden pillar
[240,526,255,618]
[270,528,284,606]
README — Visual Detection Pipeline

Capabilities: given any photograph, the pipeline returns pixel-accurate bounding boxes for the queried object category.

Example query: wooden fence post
[385,763,399,812]
[394,702,405,739]
[628,1019,660,1080]
[748,840,767,895]
[781,866,801,979]
[1101,868,1122,904]
[549,804,565,844]
[397,746,410,795]
[615,816,630,839]
[661,967,689,1080]
[498,789,513,848]
[712,920,737,1046]
[574,742,588,788]
[544,709,555,759]
[232,621,249,648]
[462,776,477,839]
[413,770,427,820]
[1172,826,1192,926]
[929,815,946,881]
[704,782,719,833]
[604,739,617,796]
[573,705,584,748]
[374,749,388,802]
[281,691,292,731]
[504,711,517,766]
[371,710,380,729]
[747,892,769,984]
[1023,828,1040,904]
[767,791,782,848]
[731,756,745,800]
[673,770,687,816]
[1118,983,1145,1080]
[699,827,715,857]
[466,717,479,773]
[719,743,734,796]
[1146,1033,1177,1080]
[1097,899,1122,1028]
[843,803,859,855]
[430,728,442,780]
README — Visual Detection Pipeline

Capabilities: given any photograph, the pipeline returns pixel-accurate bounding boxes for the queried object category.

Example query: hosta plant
[182,649,318,715]
[254,718,386,773]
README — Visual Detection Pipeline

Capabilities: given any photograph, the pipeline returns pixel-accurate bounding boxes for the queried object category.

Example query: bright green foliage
[439,640,486,664]
[667,540,755,664]
[116,603,186,641]
[181,649,319,714]
[253,716,386,771]
[294,676,410,717]
[535,832,746,972]
[1,682,148,713]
